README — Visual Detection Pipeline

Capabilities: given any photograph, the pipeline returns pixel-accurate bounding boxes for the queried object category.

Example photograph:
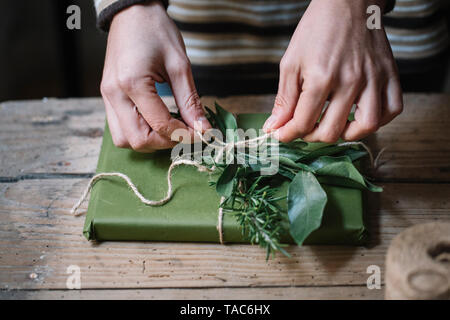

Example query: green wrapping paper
[84,114,369,245]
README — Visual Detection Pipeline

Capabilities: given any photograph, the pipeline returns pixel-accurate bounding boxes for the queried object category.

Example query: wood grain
[1,94,449,181]
[0,179,448,291]
[0,98,103,178]
[0,286,382,300]
[1,94,449,299]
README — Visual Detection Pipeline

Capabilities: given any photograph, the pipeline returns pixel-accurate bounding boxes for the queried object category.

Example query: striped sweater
[94,0,449,95]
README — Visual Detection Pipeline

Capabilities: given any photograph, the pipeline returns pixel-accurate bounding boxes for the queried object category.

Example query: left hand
[263,0,403,143]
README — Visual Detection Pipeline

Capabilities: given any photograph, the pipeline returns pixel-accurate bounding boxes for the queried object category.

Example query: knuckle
[117,73,138,93]
[279,125,313,143]
[320,131,340,144]
[278,135,293,143]
[319,124,341,143]
[361,118,379,133]
[183,90,202,112]
[151,120,172,137]
[112,136,129,149]
[100,80,117,97]
[367,60,384,80]
[341,70,362,88]
[117,74,154,93]
[388,91,404,117]
[291,124,314,139]
[391,103,403,117]
[274,94,289,110]
[279,56,292,74]
[167,56,190,77]
[306,68,333,90]
[129,135,149,151]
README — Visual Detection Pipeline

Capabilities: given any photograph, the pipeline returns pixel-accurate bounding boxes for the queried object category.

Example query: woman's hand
[100,1,210,152]
[264,0,403,143]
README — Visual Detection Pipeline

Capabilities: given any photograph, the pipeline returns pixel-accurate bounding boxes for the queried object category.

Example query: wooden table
[0,94,449,300]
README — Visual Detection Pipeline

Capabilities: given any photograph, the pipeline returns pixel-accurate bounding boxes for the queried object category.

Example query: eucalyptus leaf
[278,156,315,173]
[215,102,238,142]
[276,144,308,161]
[282,140,308,150]
[215,102,237,130]
[308,155,352,171]
[205,106,226,135]
[315,161,382,192]
[216,163,238,197]
[277,167,296,180]
[363,178,383,192]
[288,171,327,245]
[336,148,368,162]
[297,145,350,163]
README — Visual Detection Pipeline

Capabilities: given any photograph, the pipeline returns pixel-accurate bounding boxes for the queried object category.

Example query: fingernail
[195,116,212,132]
[263,115,277,132]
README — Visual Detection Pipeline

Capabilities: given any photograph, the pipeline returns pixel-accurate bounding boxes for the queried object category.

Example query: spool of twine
[385,222,450,299]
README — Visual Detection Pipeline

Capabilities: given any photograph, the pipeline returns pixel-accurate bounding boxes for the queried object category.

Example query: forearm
[94,0,168,31]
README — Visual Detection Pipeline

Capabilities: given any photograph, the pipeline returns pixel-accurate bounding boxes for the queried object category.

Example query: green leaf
[297,145,350,163]
[314,160,382,192]
[278,156,315,172]
[308,155,352,171]
[216,164,238,197]
[276,143,308,161]
[348,112,355,122]
[215,102,238,142]
[277,167,296,180]
[363,178,383,192]
[282,140,308,150]
[205,106,226,136]
[336,148,368,162]
[215,102,237,130]
[287,171,327,245]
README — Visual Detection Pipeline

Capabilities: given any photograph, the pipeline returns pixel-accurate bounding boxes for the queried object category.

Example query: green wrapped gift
[84,114,369,245]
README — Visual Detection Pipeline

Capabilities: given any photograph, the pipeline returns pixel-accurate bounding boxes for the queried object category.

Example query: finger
[276,78,330,142]
[380,75,403,126]
[303,85,359,143]
[109,89,177,152]
[103,95,130,148]
[263,59,301,132]
[119,75,192,142]
[166,58,212,132]
[342,81,381,141]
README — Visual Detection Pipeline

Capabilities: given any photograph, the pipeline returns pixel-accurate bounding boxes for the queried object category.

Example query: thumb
[166,58,211,132]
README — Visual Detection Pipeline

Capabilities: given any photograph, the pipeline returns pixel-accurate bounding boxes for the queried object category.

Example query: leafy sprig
[202,103,382,258]
[218,172,290,260]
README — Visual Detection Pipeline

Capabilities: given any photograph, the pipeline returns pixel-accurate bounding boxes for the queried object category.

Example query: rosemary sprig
[199,102,382,258]
[220,175,290,259]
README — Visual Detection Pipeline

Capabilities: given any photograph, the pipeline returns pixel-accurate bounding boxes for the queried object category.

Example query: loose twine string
[71,131,381,244]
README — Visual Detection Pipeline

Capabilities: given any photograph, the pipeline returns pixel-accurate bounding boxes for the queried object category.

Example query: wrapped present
[84,114,369,245]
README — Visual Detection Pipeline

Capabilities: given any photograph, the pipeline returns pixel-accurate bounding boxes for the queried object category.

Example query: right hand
[100,1,211,152]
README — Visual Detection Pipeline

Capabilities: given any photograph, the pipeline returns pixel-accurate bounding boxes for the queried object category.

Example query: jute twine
[71,131,378,244]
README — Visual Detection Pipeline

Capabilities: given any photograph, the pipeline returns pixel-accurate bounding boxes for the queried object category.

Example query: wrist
[310,0,387,12]
[97,0,167,32]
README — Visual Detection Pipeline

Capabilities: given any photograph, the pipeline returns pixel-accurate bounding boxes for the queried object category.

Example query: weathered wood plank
[1,94,449,181]
[0,179,448,290]
[0,286,382,300]
[0,98,104,177]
